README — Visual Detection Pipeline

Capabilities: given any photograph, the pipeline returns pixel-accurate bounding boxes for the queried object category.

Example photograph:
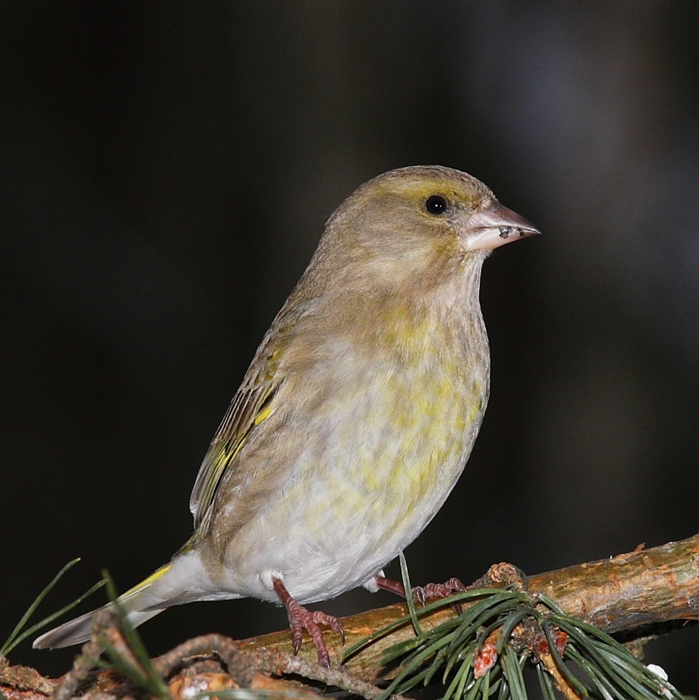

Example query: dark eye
[425,195,448,216]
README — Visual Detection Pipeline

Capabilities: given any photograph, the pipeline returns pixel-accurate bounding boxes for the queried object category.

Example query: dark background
[2,0,697,692]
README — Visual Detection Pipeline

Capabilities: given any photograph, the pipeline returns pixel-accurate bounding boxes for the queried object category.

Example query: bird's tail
[33,551,214,649]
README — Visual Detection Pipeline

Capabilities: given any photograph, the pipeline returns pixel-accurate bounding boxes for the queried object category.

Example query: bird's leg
[272,577,344,668]
[374,575,467,606]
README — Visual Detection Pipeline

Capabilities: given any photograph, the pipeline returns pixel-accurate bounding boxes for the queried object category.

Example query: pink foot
[375,575,467,607]
[413,577,467,604]
[273,578,344,667]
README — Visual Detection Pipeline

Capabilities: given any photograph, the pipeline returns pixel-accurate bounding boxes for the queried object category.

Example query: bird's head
[310,165,540,297]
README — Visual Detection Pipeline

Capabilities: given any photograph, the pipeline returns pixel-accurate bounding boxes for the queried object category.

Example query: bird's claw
[412,577,467,611]
[374,574,467,613]
[289,605,344,667]
[274,577,343,667]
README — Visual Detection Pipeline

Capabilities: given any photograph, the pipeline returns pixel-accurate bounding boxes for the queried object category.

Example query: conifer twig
[234,533,698,681]
[2,534,696,699]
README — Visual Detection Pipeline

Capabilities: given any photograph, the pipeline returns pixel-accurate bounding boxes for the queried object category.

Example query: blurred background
[1,0,697,691]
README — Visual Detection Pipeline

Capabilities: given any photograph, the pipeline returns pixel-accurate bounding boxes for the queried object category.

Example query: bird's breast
[213,298,490,602]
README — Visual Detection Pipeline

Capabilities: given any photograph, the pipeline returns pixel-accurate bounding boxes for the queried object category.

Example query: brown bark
[235,533,699,679]
[1,534,697,698]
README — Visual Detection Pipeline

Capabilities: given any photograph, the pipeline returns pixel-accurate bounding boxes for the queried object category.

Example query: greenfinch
[34,165,539,665]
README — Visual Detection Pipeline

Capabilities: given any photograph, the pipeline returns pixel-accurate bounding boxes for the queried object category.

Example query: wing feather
[188,301,309,530]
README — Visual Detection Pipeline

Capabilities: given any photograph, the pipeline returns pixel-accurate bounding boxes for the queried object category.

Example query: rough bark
[235,534,699,678]
[1,534,697,699]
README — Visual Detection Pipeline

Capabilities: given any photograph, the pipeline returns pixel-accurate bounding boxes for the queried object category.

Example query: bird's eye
[425,195,448,216]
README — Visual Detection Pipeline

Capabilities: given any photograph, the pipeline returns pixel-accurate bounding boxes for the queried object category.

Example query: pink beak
[465,200,540,251]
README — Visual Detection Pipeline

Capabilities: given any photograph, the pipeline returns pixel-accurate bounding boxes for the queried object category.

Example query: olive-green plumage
[34,166,539,660]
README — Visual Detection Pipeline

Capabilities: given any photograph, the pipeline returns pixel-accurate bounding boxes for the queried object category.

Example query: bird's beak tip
[466,200,541,251]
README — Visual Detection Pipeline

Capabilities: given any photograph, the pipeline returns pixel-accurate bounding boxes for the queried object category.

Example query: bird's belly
[222,360,487,604]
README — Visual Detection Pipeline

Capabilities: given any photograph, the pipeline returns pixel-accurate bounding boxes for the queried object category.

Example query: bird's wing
[189,374,278,530]
[188,316,293,531]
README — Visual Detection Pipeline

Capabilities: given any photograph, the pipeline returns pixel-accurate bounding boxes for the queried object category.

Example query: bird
[33,165,539,666]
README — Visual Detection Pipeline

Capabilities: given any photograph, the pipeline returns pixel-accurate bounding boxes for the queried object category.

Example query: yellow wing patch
[189,382,278,530]
[254,404,274,426]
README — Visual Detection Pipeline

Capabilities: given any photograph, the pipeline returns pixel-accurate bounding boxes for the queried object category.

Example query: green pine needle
[357,570,690,700]
[399,551,423,637]
[96,570,170,700]
[0,558,105,657]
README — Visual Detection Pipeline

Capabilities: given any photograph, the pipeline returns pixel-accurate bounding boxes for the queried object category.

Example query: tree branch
[233,533,699,679]
[1,534,696,699]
